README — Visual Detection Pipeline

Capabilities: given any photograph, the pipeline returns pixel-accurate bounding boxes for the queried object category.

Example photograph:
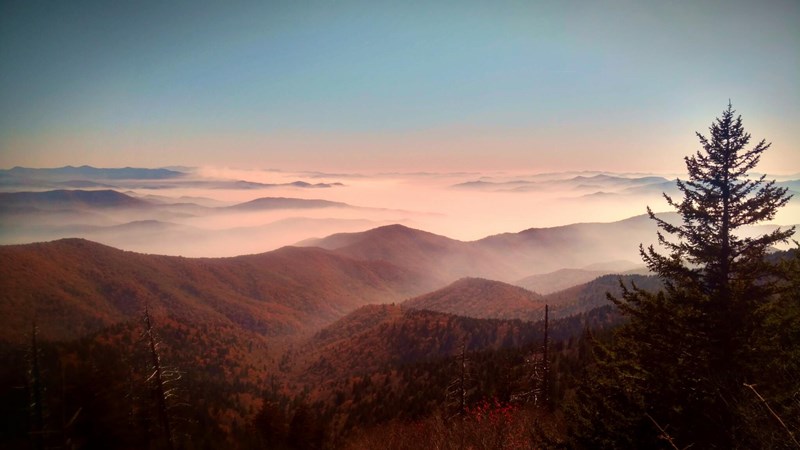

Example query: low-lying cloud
[0,166,796,258]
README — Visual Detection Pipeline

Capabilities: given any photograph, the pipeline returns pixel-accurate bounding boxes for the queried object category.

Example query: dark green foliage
[288,401,326,450]
[571,104,795,448]
[0,347,29,448]
[742,249,800,447]
[251,381,292,449]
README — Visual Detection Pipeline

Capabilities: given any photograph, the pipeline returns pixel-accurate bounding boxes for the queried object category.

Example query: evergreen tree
[642,103,793,377]
[572,104,794,448]
[287,401,325,450]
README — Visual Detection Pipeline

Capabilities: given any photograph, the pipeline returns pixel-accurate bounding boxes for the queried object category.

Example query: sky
[1,0,798,174]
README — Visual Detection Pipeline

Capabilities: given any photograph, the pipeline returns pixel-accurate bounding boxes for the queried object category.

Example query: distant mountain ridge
[451,174,673,192]
[0,189,150,210]
[225,197,350,211]
[541,273,663,318]
[0,166,347,192]
[514,266,648,294]
[305,216,675,281]
[0,189,389,255]
[304,224,514,285]
[2,165,184,180]
[0,189,360,213]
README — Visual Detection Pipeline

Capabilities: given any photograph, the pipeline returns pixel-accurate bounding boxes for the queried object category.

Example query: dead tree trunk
[512,305,550,407]
[28,320,45,450]
[541,304,550,408]
[447,338,471,418]
[143,306,175,450]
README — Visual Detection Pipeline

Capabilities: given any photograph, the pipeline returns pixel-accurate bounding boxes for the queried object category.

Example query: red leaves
[465,398,518,425]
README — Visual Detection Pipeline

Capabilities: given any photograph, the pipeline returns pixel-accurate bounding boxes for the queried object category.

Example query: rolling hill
[304,224,515,284]
[0,239,435,345]
[401,274,662,322]
[515,268,612,294]
[293,305,544,383]
[515,265,649,294]
[403,277,546,320]
[541,273,663,319]
[288,298,625,398]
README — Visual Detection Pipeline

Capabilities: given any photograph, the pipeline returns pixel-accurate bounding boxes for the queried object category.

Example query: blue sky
[1,0,798,172]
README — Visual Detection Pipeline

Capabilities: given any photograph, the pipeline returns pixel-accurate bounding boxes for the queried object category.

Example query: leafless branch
[744,383,800,448]
[645,413,681,450]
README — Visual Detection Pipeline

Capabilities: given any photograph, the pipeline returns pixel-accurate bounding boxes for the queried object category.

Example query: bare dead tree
[59,363,81,450]
[645,413,682,450]
[444,337,474,450]
[541,304,550,407]
[27,319,45,450]
[142,305,177,450]
[447,337,473,419]
[26,319,80,449]
[512,304,550,408]
[744,383,800,448]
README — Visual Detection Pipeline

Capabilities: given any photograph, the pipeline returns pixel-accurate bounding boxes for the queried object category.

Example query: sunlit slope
[0,239,432,344]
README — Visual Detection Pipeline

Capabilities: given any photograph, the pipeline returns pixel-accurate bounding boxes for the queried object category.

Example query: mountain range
[452,174,674,193]
[305,216,673,282]
[0,232,663,347]
[1,168,795,446]
[0,166,350,193]
[3,215,785,446]
[0,227,642,438]
[1,165,184,180]
[0,189,150,212]
[4,189,785,280]
[3,189,792,283]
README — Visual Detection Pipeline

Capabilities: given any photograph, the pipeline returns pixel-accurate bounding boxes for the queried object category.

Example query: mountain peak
[227,197,349,211]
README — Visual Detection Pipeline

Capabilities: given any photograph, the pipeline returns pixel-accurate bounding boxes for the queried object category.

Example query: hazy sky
[1,0,798,173]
